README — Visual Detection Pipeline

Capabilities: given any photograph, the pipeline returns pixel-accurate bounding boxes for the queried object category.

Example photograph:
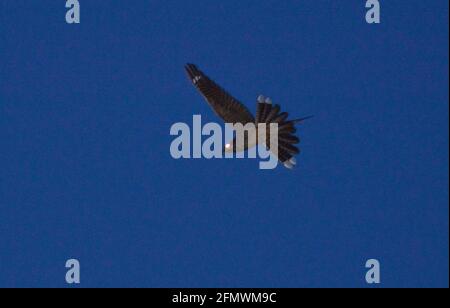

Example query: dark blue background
[0,1,448,287]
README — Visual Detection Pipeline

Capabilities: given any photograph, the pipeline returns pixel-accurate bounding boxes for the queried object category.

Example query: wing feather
[185,64,255,125]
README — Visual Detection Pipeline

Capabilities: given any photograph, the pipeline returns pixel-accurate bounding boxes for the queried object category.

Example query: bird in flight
[185,63,312,169]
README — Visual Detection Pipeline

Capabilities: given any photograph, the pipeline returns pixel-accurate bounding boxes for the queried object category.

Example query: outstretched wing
[185,64,255,125]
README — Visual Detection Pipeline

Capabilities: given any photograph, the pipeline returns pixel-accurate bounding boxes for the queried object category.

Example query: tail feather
[279,142,300,155]
[261,103,273,123]
[273,112,289,124]
[256,103,266,123]
[279,125,296,134]
[279,134,300,144]
[265,105,281,123]
[276,148,291,163]
[255,95,266,123]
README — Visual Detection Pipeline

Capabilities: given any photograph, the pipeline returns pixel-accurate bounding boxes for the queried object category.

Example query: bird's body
[225,127,259,153]
[185,63,311,169]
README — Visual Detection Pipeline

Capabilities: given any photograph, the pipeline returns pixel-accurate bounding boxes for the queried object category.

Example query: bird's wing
[185,64,255,125]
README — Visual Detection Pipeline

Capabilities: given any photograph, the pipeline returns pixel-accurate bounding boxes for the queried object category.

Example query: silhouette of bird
[185,63,312,169]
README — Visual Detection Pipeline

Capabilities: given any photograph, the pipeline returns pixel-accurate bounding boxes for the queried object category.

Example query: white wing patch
[193,76,202,84]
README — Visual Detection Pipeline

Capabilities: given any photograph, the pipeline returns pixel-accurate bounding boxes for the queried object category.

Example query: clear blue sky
[0,1,448,288]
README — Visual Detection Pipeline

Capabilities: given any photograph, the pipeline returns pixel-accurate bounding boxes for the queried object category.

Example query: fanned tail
[255,96,312,169]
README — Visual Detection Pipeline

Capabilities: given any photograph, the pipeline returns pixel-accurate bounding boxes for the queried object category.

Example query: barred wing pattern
[185,64,255,125]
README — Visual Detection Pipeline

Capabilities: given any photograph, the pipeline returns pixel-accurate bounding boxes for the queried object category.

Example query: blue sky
[0,1,448,287]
